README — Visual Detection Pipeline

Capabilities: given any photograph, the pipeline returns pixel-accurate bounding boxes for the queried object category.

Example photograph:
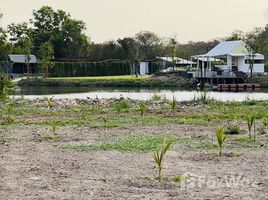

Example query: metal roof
[204,40,249,57]
[157,56,195,64]
[9,54,37,64]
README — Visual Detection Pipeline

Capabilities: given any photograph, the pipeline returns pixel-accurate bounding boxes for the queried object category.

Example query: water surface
[12,86,268,102]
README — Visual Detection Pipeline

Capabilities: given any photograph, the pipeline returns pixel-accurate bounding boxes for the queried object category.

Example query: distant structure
[8,54,37,74]
[157,56,195,68]
[191,40,265,76]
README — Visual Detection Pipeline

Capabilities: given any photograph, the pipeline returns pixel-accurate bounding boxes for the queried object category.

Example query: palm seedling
[153,138,173,183]
[139,103,147,117]
[102,117,108,128]
[46,97,54,110]
[216,127,226,157]
[171,96,177,116]
[50,121,58,134]
[247,115,255,141]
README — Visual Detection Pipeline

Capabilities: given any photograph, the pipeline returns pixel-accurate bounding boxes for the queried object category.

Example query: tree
[118,37,140,76]
[21,37,33,78]
[135,31,160,60]
[38,41,54,77]
[7,22,32,48]
[170,37,177,71]
[62,18,90,57]
[0,12,12,60]
[30,6,90,58]
[226,30,244,41]
[243,28,262,76]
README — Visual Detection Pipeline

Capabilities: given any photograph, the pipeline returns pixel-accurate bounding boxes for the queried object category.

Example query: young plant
[216,127,226,157]
[171,96,177,116]
[247,115,255,141]
[113,99,130,113]
[50,120,58,134]
[102,117,108,127]
[46,97,54,110]
[151,94,161,101]
[153,138,173,183]
[139,103,147,117]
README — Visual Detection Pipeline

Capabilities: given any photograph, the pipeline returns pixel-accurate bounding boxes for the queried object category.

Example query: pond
[12,86,268,102]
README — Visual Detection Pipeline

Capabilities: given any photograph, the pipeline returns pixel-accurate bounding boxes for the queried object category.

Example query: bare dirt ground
[1,123,267,200]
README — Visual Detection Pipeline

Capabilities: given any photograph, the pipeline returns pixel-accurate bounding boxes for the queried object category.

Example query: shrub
[113,99,130,113]
[139,103,147,117]
[151,94,161,101]
[225,124,240,135]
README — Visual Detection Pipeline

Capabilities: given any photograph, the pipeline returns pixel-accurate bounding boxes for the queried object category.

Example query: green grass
[62,135,168,152]
[0,136,13,143]
[61,134,219,153]
[47,75,150,81]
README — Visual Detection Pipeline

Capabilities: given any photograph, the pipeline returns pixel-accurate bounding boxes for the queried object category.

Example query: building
[191,40,265,76]
[8,54,37,74]
[157,56,195,69]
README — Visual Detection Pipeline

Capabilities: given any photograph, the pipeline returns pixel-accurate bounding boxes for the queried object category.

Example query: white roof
[9,54,37,63]
[193,57,221,62]
[194,40,263,57]
[157,56,195,64]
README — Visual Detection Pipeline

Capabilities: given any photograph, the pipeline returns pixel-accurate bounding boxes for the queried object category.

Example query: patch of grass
[42,134,60,142]
[113,99,130,113]
[151,94,161,101]
[0,136,13,143]
[235,135,252,143]
[62,134,220,153]
[172,175,188,183]
[225,124,240,135]
[62,135,170,153]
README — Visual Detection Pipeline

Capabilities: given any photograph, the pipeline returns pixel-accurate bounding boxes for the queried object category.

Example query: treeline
[1,6,268,73]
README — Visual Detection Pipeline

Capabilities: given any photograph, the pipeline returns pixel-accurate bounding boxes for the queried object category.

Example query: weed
[42,134,60,142]
[62,135,176,153]
[113,99,130,113]
[153,138,173,183]
[102,117,108,127]
[247,115,255,141]
[139,103,147,117]
[225,124,240,135]
[151,94,161,101]
[173,175,188,183]
[1,115,14,125]
[257,127,266,135]
[216,127,226,157]
[262,117,268,126]
[171,96,177,116]
[45,97,54,110]
[235,135,252,143]
[50,120,58,134]
[88,105,102,115]
[0,136,12,143]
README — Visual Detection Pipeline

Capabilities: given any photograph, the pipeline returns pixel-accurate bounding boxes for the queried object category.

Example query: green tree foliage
[135,31,161,60]
[7,22,32,53]
[0,13,11,60]
[0,74,14,100]
[38,41,54,77]
[31,6,90,58]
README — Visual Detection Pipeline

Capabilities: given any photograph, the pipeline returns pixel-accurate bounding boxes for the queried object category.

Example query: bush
[225,124,240,135]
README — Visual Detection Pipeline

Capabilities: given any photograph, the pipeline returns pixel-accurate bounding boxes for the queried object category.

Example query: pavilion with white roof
[191,40,265,76]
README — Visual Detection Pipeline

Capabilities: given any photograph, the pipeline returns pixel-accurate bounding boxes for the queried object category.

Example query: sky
[0,0,268,43]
